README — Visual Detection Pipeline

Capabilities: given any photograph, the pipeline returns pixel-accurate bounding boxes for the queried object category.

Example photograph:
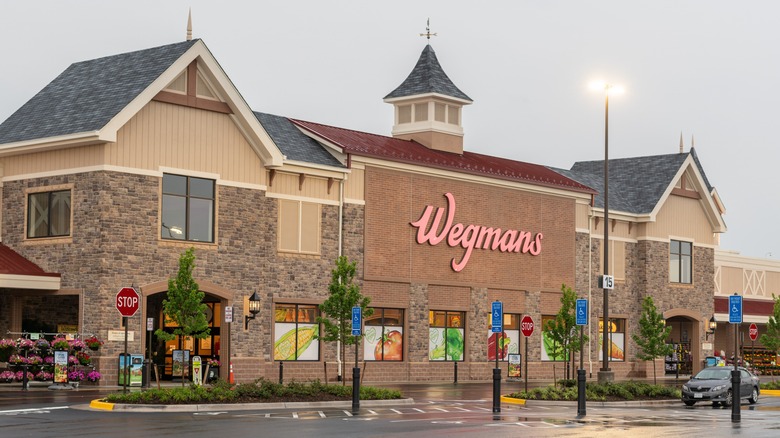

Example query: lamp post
[591,81,623,384]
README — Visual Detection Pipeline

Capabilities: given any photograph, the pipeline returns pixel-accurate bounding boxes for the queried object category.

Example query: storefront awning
[0,243,61,290]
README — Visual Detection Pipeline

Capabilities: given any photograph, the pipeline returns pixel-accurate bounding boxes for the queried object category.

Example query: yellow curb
[89,399,115,411]
[762,389,780,396]
[500,395,526,405]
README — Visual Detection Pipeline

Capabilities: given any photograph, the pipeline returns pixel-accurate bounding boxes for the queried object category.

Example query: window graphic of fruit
[488,332,509,360]
[375,330,403,360]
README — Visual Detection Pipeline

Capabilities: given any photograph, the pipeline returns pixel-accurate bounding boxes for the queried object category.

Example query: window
[364,308,404,361]
[487,312,520,361]
[428,310,465,361]
[278,200,320,254]
[541,315,568,361]
[598,318,626,362]
[27,190,71,238]
[161,174,215,242]
[670,240,692,284]
[273,304,319,361]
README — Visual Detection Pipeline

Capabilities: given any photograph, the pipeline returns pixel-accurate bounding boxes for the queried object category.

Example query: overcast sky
[1,1,777,259]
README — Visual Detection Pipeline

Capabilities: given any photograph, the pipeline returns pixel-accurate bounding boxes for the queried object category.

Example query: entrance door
[157,301,222,380]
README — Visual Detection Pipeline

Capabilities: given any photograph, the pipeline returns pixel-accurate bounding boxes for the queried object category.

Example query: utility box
[118,353,144,386]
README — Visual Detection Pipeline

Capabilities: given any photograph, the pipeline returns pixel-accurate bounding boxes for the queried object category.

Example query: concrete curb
[88,398,415,413]
[499,397,681,407]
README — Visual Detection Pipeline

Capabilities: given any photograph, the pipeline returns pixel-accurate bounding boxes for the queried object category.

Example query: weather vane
[419,18,437,41]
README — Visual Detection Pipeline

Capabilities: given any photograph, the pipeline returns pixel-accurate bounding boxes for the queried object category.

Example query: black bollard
[454,361,458,384]
[279,361,284,385]
[577,368,586,415]
[352,367,361,413]
[731,367,741,422]
[492,367,501,413]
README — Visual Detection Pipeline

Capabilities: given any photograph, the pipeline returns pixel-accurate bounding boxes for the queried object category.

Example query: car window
[694,368,730,379]
[740,370,750,378]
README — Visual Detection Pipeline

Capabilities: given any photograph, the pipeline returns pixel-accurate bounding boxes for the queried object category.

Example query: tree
[632,296,673,384]
[543,284,586,382]
[316,256,373,385]
[758,294,780,381]
[154,248,210,386]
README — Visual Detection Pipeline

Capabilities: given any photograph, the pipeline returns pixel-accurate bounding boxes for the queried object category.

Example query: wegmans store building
[0,34,760,384]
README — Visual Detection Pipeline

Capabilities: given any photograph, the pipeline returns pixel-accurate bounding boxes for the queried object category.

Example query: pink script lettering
[410,193,543,272]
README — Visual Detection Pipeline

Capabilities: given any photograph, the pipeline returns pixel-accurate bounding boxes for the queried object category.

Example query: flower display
[68,355,78,366]
[0,338,16,349]
[34,371,53,382]
[69,339,87,351]
[26,355,42,366]
[34,339,50,351]
[84,336,103,351]
[68,370,85,381]
[8,354,27,365]
[51,337,70,351]
[15,370,34,382]
[76,351,91,366]
[0,371,15,383]
[0,339,15,362]
[206,358,220,367]
[16,338,34,350]
[86,370,102,382]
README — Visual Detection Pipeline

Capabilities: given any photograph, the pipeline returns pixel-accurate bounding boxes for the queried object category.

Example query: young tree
[316,256,373,385]
[758,294,780,381]
[632,296,673,384]
[154,248,210,386]
[543,284,585,382]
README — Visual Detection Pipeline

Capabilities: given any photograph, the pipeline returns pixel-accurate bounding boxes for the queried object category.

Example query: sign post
[729,293,742,423]
[521,315,534,394]
[116,287,139,394]
[351,306,362,413]
[575,299,588,416]
[491,301,503,413]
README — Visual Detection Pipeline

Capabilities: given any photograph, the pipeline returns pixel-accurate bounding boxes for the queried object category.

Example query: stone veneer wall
[1,171,364,384]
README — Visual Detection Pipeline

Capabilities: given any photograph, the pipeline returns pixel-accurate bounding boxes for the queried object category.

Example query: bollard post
[279,361,284,385]
[492,367,501,413]
[454,361,458,384]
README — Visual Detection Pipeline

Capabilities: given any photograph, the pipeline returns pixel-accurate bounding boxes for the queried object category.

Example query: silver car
[681,366,760,406]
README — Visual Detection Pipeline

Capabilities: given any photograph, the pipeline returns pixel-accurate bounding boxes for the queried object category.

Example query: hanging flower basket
[67,370,85,382]
[0,339,16,362]
[34,339,50,354]
[0,371,15,383]
[51,337,70,351]
[8,354,27,366]
[86,370,102,382]
[14,370,34,382]
[69,339,86,352]
[16,338,34,352]
[34,371,53,382]
[84,336,103,351]
[76,351,91,366]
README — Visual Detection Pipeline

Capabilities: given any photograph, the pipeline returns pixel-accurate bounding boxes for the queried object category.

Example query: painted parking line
[0,406,69,415]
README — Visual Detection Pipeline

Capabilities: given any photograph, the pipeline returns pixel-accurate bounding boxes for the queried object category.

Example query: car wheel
[683,400,696,406]
[712,401,720,407]
[749,387,759,404]
[724,389,733,407]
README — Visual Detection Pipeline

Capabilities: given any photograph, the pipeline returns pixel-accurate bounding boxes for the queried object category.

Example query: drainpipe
[336,177,345,381]
[588,208,594,377]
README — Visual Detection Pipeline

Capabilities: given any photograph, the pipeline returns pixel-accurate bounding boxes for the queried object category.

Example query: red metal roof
[0,243,61,277]
[290,119,596,194]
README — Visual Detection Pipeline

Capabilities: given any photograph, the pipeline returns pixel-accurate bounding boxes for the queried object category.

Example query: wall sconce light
[706,315,717,340]
[245,291,261,330]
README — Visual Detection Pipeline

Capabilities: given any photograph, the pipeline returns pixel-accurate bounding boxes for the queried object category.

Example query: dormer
[384,45,472,154]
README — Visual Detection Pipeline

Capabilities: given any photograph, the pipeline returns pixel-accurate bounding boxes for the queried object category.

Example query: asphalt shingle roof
[253,112,343,168]
[553,150,712,214]
[0,39,198,145]
[384,45,472,101]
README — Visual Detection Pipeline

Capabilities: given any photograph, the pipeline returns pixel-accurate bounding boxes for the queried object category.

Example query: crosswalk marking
[343,410,353,417]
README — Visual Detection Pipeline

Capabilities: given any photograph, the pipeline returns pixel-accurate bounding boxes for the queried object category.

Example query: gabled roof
[0,40,198,145]
[0,243,61,290]
[384,45,472,102]
[253,112,343,168]
[290,118,595,194]
[554,148,725,231]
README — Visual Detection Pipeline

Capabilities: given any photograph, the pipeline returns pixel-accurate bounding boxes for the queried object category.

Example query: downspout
[588,196,594,377]
[336,175,345,381]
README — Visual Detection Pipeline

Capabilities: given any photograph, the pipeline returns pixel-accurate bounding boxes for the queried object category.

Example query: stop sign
[521,315,534,337]
[116,287,140,317]
[749,323,758,341]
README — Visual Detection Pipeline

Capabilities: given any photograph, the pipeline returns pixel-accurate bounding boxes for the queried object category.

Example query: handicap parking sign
[576,299,588,326]
[729,294,742,324]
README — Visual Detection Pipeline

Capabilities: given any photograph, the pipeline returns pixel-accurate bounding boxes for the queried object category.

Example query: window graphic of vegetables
[375,330,403,360]
[488,332,510,360]
[598,336,625,361]
[542,331,568,361]
[274,326,317,360]
[430,328,463,361]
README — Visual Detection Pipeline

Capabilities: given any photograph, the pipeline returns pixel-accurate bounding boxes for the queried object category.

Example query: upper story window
[161,173,215,242]
[27,190,71,238]
[670,240,692,284]
[278,199,320,254]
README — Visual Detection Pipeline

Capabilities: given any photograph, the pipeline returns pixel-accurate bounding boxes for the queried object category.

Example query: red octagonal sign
[521,315,534,337]
[749,323,758,341]
[116,287,140,317]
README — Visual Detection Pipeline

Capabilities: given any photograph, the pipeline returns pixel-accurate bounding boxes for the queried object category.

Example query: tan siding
[1,144,106,177]
[300,202,320,253]
[575,203,590,230]
[278,199,299,251]
[344,168,365,201]
[720,266,744,297]
[646,195,716,244]
[111,101,265,186]
[767,272,780,296]
[267,171,338,202]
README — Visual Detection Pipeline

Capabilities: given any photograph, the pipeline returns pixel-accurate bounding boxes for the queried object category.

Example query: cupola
[384,44,472,154]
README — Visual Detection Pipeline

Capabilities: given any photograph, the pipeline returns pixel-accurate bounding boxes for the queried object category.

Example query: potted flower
[68,355,78,366]
[51,337,69,351]
[206,358,220,367]
[69,339,86,352]
[0,370,15,383]
[76,351,91,366]
[84,336,103,351]
[34,371,53,382]
[86,370,102,383]
[14,370,34,382]
[0,339,15,362]
[67,370,85,382]
[8,354,27,366]
[26,355,43,369]
[43,355,54,372]
[34,338,50,354]
[16,338,34,352]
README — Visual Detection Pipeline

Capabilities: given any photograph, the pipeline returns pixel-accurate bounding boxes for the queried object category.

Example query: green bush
[506,380,679,402]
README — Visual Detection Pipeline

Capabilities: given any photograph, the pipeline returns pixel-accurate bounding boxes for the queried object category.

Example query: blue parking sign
[576,299,588,326]
[729,295,742,324]
[491,301,503,333]
[352,306,362,336]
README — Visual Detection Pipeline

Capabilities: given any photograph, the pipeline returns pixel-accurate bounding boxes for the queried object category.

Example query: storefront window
[599,318,626,362]
[429,310,465,361]
[487,312,520,361]
[273,304,319,361]
[541,315,569,361]
[364,308,404,361]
